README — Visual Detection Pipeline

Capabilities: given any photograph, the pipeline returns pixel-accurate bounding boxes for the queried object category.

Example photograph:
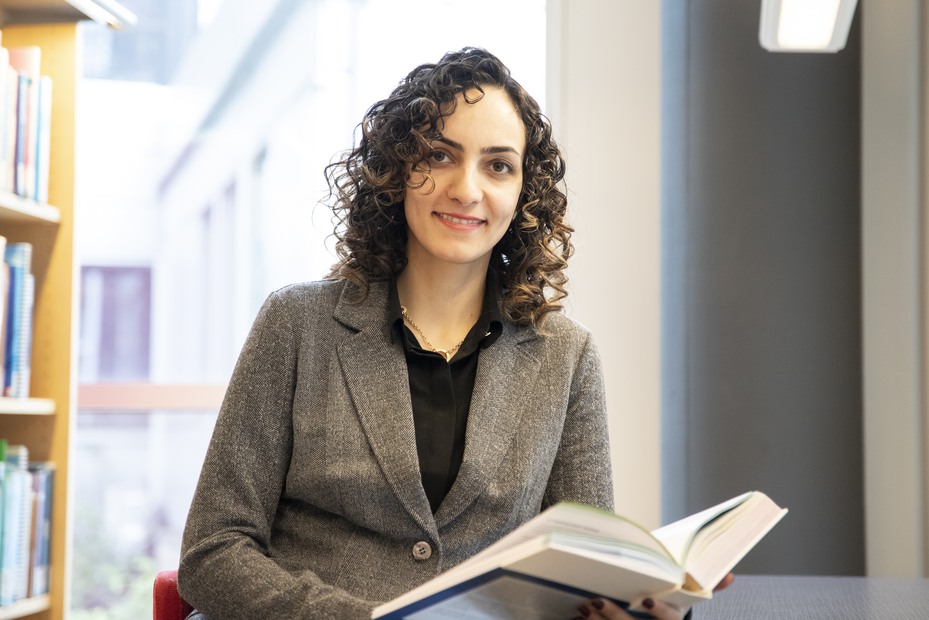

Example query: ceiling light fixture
[759,0,858,52]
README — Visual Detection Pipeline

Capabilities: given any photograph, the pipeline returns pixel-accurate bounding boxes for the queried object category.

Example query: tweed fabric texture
[178,279,613,619]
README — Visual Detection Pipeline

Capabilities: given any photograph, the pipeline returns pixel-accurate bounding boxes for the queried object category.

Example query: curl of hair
[325,47,572,328]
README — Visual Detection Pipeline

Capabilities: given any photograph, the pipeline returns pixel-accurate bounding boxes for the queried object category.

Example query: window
[72,0,546,616]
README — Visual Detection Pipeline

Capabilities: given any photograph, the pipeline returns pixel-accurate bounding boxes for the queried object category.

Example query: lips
[434,212,484,226]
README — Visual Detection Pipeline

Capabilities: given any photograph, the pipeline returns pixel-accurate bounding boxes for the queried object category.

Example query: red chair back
[153,570,194,620]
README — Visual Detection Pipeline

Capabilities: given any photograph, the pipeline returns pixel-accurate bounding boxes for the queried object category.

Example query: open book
[372,490,787,619]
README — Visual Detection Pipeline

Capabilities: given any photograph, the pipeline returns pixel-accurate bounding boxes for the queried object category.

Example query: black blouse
[388,277,503,513]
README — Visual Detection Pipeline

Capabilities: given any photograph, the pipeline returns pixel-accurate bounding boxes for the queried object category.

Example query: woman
[178,47,716,620]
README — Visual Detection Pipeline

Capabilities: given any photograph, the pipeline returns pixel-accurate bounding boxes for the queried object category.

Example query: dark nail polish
[643,598,655,610]
[578,604,591,617]
[591,599,605,610]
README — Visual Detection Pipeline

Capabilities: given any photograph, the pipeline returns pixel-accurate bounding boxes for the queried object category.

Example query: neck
[396,257,488,353]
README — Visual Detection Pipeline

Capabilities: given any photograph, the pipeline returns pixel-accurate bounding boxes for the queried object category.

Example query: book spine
[23,72,38,201]
[8,47,40,200]
[35,76,51,204]
[10,273,33,399]
[0,235,7,388]
[0,442,5,604]
[4,242,32,398]
[12,73,27,197]
[0,48,8,194]
[0,445,32,606]
[3,66,17,194]
[27,463,52,597]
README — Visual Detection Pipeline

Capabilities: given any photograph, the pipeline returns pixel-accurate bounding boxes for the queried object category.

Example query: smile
[434,212,484,226]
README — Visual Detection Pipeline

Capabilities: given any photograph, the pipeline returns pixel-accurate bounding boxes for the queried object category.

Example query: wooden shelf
[0,0,135,29]
[0,396,55,414]
[0,19,78,620]
[0,596,50,620]
[0,191,60,225]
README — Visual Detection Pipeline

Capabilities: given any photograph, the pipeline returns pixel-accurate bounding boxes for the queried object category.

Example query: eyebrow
[434,136,522,157]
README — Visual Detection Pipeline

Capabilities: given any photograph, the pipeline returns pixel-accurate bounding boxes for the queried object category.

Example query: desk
[698,575,929,619]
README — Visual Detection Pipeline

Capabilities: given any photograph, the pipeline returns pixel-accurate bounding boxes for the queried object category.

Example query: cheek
[403,188,425,217]
[497,186,522,222]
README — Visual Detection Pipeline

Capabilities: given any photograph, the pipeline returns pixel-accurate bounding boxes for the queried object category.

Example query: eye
[490,160,515,175]
[428,149,451,164]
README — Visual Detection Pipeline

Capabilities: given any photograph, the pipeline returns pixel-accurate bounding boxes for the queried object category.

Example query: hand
[574,573,735,620]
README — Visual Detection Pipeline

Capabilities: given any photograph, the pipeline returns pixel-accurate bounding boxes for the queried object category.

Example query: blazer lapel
[436,323,541,526]
[333,282,436,535]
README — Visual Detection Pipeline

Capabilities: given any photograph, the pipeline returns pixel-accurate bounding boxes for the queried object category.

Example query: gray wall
[661,0,864,574]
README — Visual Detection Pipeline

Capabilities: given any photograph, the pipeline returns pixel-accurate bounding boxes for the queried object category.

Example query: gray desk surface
[697,575,929,619]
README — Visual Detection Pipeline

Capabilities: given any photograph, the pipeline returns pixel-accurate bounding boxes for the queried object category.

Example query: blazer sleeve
[177,288,377,620]
[542,330,615,512]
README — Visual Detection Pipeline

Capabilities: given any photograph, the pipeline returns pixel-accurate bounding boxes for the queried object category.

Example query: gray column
[661,0,864,575]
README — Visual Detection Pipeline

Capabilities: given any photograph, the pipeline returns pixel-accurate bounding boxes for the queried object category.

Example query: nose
[446,165,483,206]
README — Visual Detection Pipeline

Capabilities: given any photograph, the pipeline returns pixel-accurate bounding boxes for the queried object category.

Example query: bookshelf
[0,2,132,619]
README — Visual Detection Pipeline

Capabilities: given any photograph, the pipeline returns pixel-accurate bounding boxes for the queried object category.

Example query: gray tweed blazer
[178,279,613,620]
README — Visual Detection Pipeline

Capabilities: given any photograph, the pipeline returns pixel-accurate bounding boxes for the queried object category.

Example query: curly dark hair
[325,47,572,327]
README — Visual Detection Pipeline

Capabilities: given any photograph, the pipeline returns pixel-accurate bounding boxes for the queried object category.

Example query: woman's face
[404,86,525,273]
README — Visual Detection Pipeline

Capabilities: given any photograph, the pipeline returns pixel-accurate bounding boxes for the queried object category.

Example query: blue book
[11,72,27,197]
[4,242,32,398]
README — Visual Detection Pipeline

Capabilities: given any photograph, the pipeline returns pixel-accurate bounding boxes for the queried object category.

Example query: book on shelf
[0,235,6,387]
[0,46,10,195]
[34,75,52,205]
[27,461,53,598]
[0,441,53,607]
[8,46,40,202]
[372,491,787,619]
[0,43,52,203]
[3,241,33,398]
[2,59,17,196]
[0,441,34,606]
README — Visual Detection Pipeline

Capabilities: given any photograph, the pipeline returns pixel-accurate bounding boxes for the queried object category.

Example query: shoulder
[536,311,595,350]
[268,279,347,306]
[260,278,390,336]
[508,311,600,368]
[246,280,349,336]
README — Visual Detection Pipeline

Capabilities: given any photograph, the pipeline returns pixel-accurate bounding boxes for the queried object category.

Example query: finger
[638,597,688,620]
[577,598,636,619]
[714,572,735,592]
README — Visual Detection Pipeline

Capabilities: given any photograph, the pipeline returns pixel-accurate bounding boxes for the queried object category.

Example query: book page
[467,503,674,569]
[681,497,787,588]
[650,491,753,563]
[651,491,788,590]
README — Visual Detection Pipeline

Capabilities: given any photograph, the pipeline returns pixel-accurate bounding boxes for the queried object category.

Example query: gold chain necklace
[400,305,466,363]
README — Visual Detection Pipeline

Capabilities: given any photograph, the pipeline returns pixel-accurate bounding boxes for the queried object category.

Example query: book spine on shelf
[27,462,53,597]
[0,47,9,195]
[0,235,6,387]
[12,72,26,197]
[0,443,34,607]
[4,242,33,398]
[35,76,52,205]
[8,46,40,201]
[12,273,33,398]
[2,64,17,195]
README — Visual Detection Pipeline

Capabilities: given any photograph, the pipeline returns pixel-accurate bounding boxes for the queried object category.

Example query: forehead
[439,86,526,152]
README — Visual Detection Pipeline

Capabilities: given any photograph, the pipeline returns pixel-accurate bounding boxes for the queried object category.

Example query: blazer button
[412,541,432,561]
